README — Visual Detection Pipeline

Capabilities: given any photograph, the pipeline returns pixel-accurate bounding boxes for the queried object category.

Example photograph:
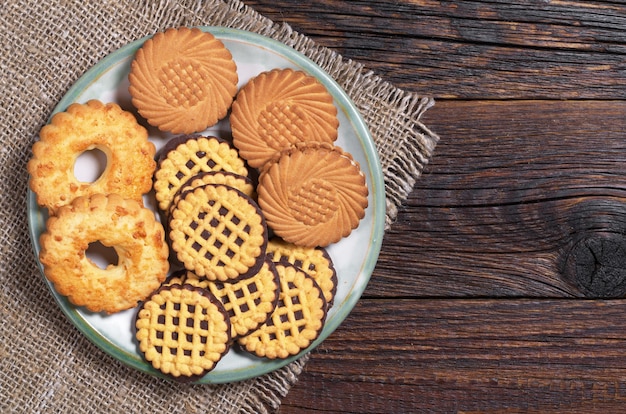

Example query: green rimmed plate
[27,27,385,384]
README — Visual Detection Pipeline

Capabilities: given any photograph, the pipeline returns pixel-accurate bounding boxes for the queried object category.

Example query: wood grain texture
[241,1,626,412]
[246,0,626,99]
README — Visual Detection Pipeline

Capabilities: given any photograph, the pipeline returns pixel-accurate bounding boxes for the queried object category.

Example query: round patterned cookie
[257,142,369,247]
[165,264,281,339]
[169,184,268,282]
[208,259,280,339]
[266,237,337,307]
[135,283,231,382]
[230,68,339,168]
[168,171,256,217]
[38,193,169,314]
[237,263,327,359]
[28,99,156,214]
[153,134,248,213]
[128,27,238,134]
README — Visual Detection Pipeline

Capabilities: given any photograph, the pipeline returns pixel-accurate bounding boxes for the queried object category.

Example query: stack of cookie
[29,26,369,382]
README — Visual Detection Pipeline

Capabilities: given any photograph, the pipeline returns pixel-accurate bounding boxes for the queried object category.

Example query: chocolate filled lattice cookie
[208,258,280,339]
[238,263,327,359]
[266,237,337,308]
[169,184,267,281]
[164,265,280,339]
[135,283,231,381]
[153,134,248,213]
[169,170,256,217]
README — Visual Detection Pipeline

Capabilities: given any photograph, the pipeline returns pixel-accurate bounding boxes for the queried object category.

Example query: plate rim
[27,26,386,384]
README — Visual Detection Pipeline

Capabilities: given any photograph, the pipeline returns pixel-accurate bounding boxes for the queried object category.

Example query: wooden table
[246,1,626,412]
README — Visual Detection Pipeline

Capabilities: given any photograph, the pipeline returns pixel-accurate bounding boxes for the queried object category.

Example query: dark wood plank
[280,298,626,413]
[245,0,626,99]
[371,99,626,298]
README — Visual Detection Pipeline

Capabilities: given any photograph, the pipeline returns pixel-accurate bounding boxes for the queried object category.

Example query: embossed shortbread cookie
[258,142,368,247]
[231,68,339,168]
[129,27,238,134]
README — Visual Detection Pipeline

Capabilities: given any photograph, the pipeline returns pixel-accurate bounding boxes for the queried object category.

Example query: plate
[27,27,385,383]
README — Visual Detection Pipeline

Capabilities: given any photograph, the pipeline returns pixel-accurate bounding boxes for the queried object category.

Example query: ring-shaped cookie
[39,193,170,314]
[28,100,156,214]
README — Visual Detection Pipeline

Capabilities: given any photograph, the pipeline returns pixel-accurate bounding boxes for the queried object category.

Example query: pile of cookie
[28,27,368,382]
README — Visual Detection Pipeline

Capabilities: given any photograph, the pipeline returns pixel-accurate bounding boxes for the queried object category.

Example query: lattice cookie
[208,258,280,339]
[168,170,256,217]
[266,237,337,307]
[135,283,231,382]
[153,134,248,213]
[238,263,327,359]
[169,184,268,281]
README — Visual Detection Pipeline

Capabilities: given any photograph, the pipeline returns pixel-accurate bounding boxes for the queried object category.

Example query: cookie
[168,171,256,217]
[128,27,238,134]
[28,99,156,214]
[153,134,248,213]
[266,237,337,307]
[257,142,368,247]
[166,263,281,339]
[208,258,280,339]
[135,283,231,382]
[169,184,268,282]
[230,68,339,168]
[237,263,327,359]
[38,193,169,314]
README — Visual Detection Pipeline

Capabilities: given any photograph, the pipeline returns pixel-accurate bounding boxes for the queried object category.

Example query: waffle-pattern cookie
[154,135,248,213]
[28,100,155,214]
[258,142,368,247]
[129,27,238,134]
[135,283,231,381]
[169,184,267,281]
[231,68,339,168]
[266,237,337,307]
[238,263,327,359]
[169,171,256,217]
[39,193,169,314]
[208,259,280,339]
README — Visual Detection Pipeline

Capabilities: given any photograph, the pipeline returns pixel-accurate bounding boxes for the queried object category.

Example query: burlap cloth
[0,1,438,412]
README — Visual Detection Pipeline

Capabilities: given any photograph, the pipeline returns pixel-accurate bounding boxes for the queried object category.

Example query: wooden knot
[564,233,626,298]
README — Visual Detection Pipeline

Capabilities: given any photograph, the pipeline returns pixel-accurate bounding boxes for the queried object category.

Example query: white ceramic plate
[27,27,385,383]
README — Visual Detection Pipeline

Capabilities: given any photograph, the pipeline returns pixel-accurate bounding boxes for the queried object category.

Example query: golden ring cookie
[28,100,156,214]
[153,134,248,213]
[168,171,256,217]
[135,283,231,382]
[230,68,339,168]
[258,142,368,247]
[129,27,238,134]
[169,184,268,282]
[38,193,169,314]
[237,263,327,359]
[266,237,337,307]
